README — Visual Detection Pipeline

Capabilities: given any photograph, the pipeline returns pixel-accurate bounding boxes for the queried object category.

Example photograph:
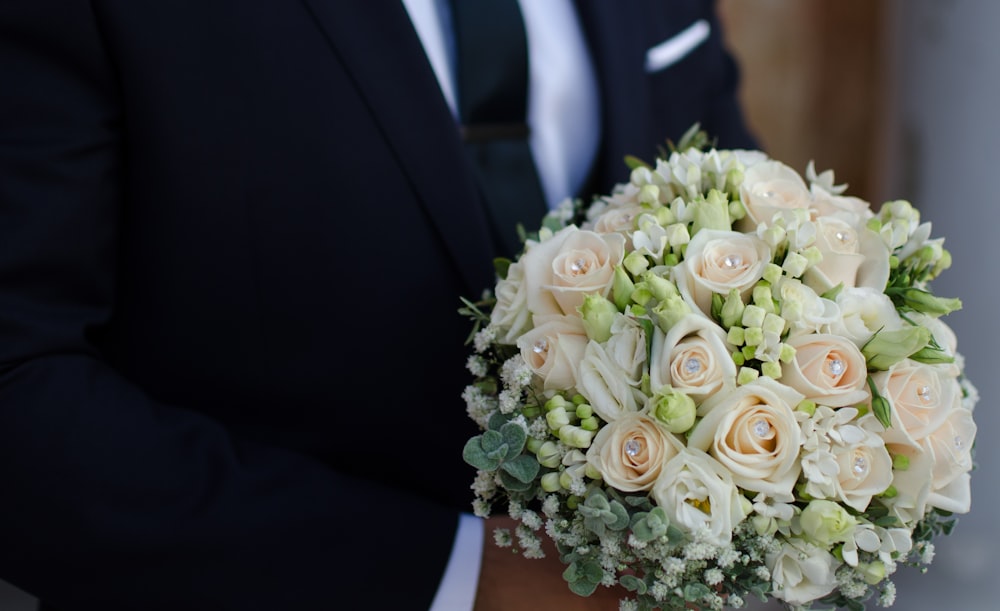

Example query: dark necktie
[447,0,548,259]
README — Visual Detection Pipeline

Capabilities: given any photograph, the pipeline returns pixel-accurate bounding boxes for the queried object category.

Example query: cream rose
[781,333,869,407]
[924,405,977,491]
[649,313,736,404]
[871,360,961,447]
[688,378,804,498]
[577,340,645,422]
[651,448,750,546]
[802,217,890,294]
[515,314,588,391]
[768,538,840,606]
[673,229,772,317]
[737,160,812,231]
[519,226,626,318]
[489,261,532,344]
[586,411,682,492]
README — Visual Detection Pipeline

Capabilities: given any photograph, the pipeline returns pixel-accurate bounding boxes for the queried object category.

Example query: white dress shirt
[400,0,601,609]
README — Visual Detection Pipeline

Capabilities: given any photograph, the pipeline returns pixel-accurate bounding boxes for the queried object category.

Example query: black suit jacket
[0,1,755,609]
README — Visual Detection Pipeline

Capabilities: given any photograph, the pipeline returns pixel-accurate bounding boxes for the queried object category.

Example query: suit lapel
[299,0,497,294]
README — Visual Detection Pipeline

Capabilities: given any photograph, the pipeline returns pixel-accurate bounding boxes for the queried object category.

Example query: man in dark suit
[0,1,755,609]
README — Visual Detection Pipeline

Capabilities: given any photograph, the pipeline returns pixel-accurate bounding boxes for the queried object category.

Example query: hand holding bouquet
[461,128,976,611]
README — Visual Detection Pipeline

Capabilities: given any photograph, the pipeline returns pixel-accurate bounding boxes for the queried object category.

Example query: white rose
[830,416,894,512]
[515,314,588,391]
[586,411,682,492]
[781,333,869,407]
[577,340,645,422]
[688,378,804,498]
[802,217,890,294]
[810,188,874,227]
[489,261,532,344]
[651,448,750,546]
[673,229,771,317]
[649,313,736,404]
[824,287,902,346]
[872,360,961,447]
[924,405,977,490]
[590,203,643,236]
[737,160,812,231]
[768,538,840,606]
[519,226,626,318]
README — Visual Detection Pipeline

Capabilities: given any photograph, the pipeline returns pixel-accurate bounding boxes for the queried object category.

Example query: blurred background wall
[720,1,1000,609]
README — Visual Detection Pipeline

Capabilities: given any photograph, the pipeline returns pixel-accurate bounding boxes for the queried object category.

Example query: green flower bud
[692,189,731,233]
[579,416,599,431]
[737,367,759,385]
[731,350,746,366]
[763,263,783,285]
[752,515,779,537]
[545,395,569,412]
[579,294,618,343]
[753,285,776,314]
[895,287,962,316]
[763,313,785,336]
[540,472,562,492]
[638,184,660,205]
[857,561,887,586]
[657,204,676,226]
[546,407,571,431]
[779,343,796,363]
[584,463,602,480]
[727,326,746,346]
[802,246,823,267]
[721,289,745,328]
[862,325,932,370]
[612,266,636,311]
[761,360,782,379]
[526,437,544,454]
[653,295,692,332]
[649,387,697,433]
[536,441,562,468]
[641,271,679,301]
[742,304,766,328]
[624,251,649,277]
[800,500,856,547]
[797,399,817,416]
[559,424,595,449]
[743,326,764,347]
[782,252,809,277]
[575,403,593,419]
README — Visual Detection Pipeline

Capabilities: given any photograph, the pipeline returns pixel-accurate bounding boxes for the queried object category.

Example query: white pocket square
[644,19,711,73]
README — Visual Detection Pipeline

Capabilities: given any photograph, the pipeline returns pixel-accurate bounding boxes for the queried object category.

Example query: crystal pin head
[625,440,642,457]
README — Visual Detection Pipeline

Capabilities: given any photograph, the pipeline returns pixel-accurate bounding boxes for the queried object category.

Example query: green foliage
[562,559,604,597]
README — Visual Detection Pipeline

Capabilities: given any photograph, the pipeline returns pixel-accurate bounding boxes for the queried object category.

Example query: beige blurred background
[719,1,1000,610]
[3,2,997,609]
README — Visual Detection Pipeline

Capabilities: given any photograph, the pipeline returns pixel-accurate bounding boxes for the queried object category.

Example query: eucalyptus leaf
[499,422,528,455]
[500,454,540,484]
[683,583,712,602]
[462,436,502,471]
[498,469,533,492]
[619,574,647,594]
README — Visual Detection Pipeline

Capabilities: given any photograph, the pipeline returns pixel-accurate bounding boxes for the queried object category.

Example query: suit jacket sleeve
[0,3,460,609]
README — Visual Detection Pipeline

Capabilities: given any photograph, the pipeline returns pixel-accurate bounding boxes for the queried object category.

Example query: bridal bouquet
[460,128,977,611]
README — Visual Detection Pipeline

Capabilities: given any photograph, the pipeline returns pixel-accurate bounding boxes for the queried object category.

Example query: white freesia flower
[776,278,840,334]
[673,229,771,317]
[768,537,840,606]
[652,448,750,546]
[688,377,804,498]
[649,313,736,404]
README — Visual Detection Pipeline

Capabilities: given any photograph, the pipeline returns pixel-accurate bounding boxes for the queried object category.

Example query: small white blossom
[879,581,897,606]
[473,325,497,353]
[466,355,488,377]
[704,567,724,586]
